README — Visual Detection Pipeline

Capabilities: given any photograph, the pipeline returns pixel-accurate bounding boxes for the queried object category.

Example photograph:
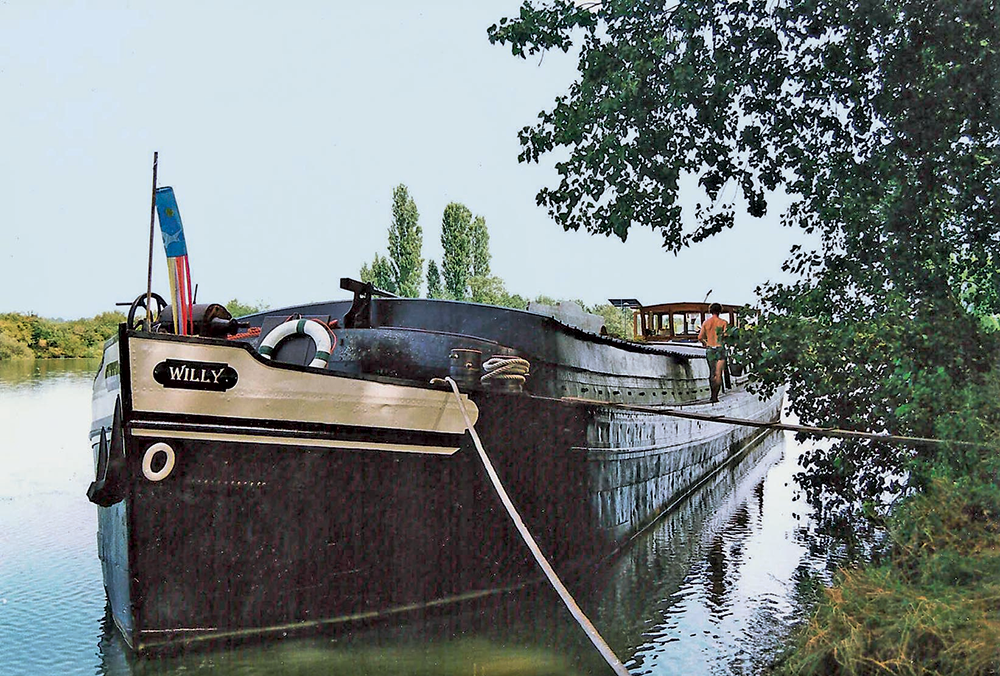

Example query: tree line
[358,184,631,337]
[0,312,125,360]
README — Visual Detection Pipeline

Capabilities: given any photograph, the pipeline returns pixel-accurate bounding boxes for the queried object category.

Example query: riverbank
[775,370,1000,676]
[0,312,123,360]
[778,473,1000,676]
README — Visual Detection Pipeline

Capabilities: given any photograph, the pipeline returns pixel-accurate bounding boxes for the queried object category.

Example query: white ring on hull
[141,442,176,482]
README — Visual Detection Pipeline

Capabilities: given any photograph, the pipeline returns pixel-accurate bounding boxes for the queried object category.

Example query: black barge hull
[91,302,781,651]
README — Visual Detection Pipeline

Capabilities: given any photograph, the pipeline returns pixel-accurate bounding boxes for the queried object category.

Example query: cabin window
[658,313,670,335]
[672,313,685,336]
[686,312,703,334]
[726,312,735,326]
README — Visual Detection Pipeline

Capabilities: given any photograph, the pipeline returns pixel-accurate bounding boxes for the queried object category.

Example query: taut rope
[433,376,631,676]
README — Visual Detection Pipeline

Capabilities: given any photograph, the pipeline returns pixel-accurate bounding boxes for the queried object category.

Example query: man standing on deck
[698,303,728,403]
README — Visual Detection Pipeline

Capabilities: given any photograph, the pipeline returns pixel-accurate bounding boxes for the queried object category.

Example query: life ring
[142,443,176,482]
[258,318,333,369]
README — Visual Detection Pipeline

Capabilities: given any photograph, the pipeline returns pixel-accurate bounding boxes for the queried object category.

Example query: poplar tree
[387,184,423,298]
[440,203,473,299]
[470,215,491,277]
[426,260,443,299]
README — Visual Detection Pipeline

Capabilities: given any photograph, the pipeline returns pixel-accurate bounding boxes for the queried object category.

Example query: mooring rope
[480,356,531,385]
[560,396,988,449]
[433,376,631,676]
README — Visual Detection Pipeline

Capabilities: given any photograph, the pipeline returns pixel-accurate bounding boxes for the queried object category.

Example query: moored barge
[89,276,782,652]
[87,172,782,654]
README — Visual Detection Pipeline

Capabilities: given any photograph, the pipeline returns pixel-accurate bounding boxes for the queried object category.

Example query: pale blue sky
[1,1,808,319]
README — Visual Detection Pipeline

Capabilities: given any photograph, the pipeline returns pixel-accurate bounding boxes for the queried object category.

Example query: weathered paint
[90,293,783,653]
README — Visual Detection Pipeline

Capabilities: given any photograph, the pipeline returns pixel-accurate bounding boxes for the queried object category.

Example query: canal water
[0,359,830,675]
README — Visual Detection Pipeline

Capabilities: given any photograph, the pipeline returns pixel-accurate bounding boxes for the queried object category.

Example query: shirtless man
[698,303,728,403]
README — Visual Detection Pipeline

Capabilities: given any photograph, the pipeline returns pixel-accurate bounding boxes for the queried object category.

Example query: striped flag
[154,187,194,335]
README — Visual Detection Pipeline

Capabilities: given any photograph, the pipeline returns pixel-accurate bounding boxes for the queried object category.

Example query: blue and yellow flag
[155,187,193,335]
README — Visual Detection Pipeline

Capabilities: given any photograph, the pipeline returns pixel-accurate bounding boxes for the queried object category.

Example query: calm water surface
[0,360,828,675]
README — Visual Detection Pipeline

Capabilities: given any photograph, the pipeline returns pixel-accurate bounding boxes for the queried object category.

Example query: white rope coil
[481,356,530,384]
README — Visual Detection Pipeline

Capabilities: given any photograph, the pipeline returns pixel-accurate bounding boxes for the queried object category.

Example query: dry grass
[781,478,1000,676]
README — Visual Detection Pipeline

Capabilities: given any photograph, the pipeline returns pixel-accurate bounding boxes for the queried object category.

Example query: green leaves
[387,185,424,298]
[494,0,1000,529]
[487,0,597,57]
[441,203,473,300]
[425,259,443,299]
[360,184,423,297]
[224,299,269,317]
[0,311,125,360]
[359,253,396,295]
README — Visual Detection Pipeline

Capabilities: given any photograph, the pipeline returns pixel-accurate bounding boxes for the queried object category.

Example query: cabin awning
[607,298,642,309]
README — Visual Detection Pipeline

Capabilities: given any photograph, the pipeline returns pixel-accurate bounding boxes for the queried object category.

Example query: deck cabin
[632,301,742,343]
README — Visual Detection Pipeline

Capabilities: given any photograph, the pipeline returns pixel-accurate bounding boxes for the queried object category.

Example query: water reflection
[96,612,583,676]
[602,431,828,675]
[0,357,101,388]
[0,360,106,676]
[0,361,831,676]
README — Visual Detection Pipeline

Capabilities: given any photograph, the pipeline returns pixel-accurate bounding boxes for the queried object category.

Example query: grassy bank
[779,441,1000,675]
[0,311,123,360]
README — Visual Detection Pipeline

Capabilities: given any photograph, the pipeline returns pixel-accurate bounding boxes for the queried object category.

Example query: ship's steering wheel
[127,292,168,331]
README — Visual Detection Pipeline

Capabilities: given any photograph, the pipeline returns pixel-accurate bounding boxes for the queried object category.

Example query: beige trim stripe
[130,427,461,456]
[127,336,477,435]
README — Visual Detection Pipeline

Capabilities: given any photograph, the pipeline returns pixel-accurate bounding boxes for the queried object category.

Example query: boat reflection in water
[95,427,824,676]
[598,427,829,675]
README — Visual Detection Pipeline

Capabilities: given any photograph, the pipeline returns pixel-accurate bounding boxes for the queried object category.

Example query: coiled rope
[433,376,631,676]
[480,356,531,385]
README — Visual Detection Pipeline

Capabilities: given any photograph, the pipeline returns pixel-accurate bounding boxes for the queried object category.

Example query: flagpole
[145,152,158,332]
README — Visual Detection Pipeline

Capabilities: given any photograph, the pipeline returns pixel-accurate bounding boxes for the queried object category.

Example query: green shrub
[0,311,123,360]
[782,477,1000,676]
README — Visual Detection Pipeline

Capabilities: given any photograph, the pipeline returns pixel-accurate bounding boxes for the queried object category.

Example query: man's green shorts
[706,345,727,364]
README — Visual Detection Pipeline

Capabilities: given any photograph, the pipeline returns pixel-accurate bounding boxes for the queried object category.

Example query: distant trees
[0,311,124,360]
[360,184,423,297]
[387,185,423,297]
[440,202,473,299]
[359,186,560,314]
[426,260,443,299]
[224,299,269,317]
[591,303,631,340]
[470,215,490,277]
[359,254,395,293]
[437,206,530,306]
[437,205,504,303]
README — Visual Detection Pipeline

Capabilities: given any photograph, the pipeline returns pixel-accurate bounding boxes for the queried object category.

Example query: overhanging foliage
[491,0,1000,524]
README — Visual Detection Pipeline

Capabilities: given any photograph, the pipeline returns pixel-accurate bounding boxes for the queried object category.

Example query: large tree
[441,202,474,299]
[470,215,491,277]
[359,184,423,296]
[490,1,1000,524]
[387,184,423,298]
